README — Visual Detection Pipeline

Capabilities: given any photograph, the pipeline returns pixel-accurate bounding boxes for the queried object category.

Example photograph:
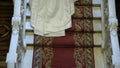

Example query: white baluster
[6,0,21,68]
[108,0,120,67]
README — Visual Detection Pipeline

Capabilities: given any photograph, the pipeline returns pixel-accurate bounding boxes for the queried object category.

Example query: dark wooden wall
[0,0,13,62]
[116,0,120,22]
[116,0,120,43]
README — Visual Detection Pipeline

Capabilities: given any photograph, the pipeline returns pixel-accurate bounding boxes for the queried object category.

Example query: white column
[108,0,120,67]
[6,0,21,68]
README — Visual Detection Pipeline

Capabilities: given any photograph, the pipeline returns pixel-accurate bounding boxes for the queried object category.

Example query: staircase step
[26,32,34,44]
[94,47,105,68]
[92,0,101,5]
[25,7,31,17]
[26,33,102,46]
[25,7,101,18]
[93,7,101,17]
[77,0,101,5]
[25,19,102,32]
[93,33,102,46]
[26,0,101,6]
[25,21,33,30]
[25,6,101,18]
[73,6,101,18]
[93,20,102,31]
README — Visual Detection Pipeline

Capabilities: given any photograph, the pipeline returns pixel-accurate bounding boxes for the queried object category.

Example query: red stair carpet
[33,0,95,68]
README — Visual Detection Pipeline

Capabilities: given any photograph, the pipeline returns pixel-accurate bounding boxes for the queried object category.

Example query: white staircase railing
[108,0,120,67]
[102,0,120,68]
[6,0,27,68]
[6,0,120,68]
[101,0,114,67]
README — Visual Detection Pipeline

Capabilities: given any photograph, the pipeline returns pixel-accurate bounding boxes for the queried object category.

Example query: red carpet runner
[33,0,95,68]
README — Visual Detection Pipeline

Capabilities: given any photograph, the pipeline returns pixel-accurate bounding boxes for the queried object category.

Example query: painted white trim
[108,0,120,67]
[6,0,21,68]
[21,49,33,68]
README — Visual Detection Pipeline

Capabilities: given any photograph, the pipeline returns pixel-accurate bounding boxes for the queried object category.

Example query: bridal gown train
[30,0,76,37]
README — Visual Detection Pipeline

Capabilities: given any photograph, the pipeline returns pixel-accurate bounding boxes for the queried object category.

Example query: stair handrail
[101,0,114,67]
[107,0,120,67]
[6,0,27,68]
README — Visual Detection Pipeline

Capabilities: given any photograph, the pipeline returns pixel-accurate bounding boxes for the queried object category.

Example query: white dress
[30,0,76,37]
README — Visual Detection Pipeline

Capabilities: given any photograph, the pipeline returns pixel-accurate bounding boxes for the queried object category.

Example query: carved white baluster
[108,0,120,67]
[6,0,21,68]
[22,0,27,48]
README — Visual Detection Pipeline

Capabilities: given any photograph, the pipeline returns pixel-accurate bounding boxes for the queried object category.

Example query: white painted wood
[93,0,101,5]
[108,0,117,18]
[22,0,27,47]
[25,21,33,30]
[93,20,102,31]
[7,63,15,68]
[93,7,101,18]
[21,47,33,68]
[26,34,34,44]
[26,8,31,16]
[93,33,102,45]
[94,47,105,68]
[6,0,21,67]
[100,0,106,49]
[26,0,29,4]
[13,0,21,16]
[6,31,18,63]
[108,0,120,67]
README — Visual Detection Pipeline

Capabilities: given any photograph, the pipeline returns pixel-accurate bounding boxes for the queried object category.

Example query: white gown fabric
[30,0,76,37]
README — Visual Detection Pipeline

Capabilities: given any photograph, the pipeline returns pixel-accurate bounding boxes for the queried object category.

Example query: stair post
[108,0,120,67]
[6,0,21,68]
